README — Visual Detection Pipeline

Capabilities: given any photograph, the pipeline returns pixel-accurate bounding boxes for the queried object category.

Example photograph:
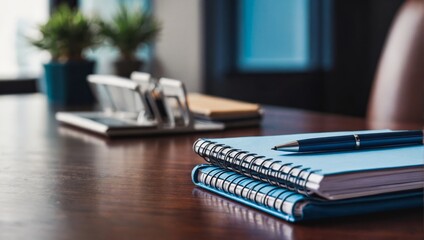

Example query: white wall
[153,0,203,92]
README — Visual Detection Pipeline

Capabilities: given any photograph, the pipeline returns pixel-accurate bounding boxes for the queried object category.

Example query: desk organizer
[56,72,224,137]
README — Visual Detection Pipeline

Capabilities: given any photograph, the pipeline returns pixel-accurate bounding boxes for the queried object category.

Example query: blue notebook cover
[192,165,424,222]
[193,130,424,199]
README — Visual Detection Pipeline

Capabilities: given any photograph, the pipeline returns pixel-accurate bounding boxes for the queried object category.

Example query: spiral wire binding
[239,153,256,175]
[194,139,320,195]
[252,184,270,205]
[232,151,249,172]
[199,167,300,214]
[284,165,302,191]
[263,186,283,206]
[226,174,245,193]
[247,155,266,179]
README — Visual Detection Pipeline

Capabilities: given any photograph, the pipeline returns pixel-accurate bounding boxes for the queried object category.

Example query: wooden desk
[0,94,422,240]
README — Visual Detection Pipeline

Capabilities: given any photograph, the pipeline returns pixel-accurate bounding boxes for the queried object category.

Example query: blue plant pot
[41,60,95,106]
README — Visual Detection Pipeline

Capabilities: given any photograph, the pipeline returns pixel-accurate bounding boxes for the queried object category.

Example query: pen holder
[88,72,194,129]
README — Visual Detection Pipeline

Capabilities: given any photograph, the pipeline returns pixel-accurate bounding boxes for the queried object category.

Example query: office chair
[367,0,424,126]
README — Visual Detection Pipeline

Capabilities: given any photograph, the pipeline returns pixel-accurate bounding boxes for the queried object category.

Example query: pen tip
[272,141,299,152]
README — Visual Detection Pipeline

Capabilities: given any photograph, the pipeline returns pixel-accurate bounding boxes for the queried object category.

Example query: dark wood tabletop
[0,94,422,240]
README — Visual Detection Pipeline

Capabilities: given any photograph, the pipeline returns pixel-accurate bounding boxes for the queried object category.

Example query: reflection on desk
[193,188,294,240]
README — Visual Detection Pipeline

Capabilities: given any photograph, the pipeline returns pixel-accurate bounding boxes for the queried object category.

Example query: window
[0,0,49,79]
[0,0,151,79]
[205,0,401,116]
[237,0,332,72]
[203,0,334,112]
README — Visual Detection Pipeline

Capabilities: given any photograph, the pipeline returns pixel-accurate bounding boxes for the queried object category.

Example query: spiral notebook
[192,165,423,222]
[193,130,424,200]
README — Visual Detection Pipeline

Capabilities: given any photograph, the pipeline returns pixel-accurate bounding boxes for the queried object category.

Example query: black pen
[272,130,423,152]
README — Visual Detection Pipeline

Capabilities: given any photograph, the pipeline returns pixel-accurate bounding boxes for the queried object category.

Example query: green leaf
[98,5,161,59]
[27,4,99,61]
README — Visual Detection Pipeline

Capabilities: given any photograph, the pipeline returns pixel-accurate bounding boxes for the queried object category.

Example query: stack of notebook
[191,130,424,222]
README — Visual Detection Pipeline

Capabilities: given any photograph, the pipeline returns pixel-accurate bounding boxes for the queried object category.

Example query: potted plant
[98,5,161,78]
[29,5,99,106]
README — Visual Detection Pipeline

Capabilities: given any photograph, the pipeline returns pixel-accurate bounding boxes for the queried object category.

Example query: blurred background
[0,0,420,118]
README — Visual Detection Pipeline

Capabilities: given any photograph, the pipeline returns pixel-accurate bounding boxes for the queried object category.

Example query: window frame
[203,0,332,112]
[203,0,402,116]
